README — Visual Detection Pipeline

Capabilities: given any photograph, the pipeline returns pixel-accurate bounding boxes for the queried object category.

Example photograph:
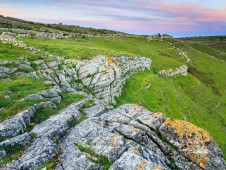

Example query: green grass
[0,144,30,167]
[20,37,185,70]
[83,100,94,108]
[184,41,226,61]
[37,160,57,170]
[75,142,112,170]
[27,93,85,130]
[0,132,38,167]
[0,41,42,61]
[0,76,49,121]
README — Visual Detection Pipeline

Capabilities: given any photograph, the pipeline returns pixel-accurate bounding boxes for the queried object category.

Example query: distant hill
[0,15,127,35]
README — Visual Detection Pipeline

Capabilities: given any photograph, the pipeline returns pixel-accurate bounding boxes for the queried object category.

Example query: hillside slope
[0,17,225,169]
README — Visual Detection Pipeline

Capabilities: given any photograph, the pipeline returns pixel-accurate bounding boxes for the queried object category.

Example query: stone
[110,149,170,170]
[159,65,188,77]
[56,144,100,170]
[0,101,52,137]
[7,137,59,170]
[0,150,6,159]
[0,133,30,147]
[84,102,108,117]
[30,99,88,139]
[159,118,226,170]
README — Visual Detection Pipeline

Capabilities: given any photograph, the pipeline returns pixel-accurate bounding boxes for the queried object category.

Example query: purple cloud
[0,0,226,37]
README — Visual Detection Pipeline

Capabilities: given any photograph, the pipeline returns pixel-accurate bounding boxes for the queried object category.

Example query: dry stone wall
[159,65,188,77]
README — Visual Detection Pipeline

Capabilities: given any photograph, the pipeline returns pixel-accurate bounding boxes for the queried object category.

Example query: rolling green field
[1,35,226,158]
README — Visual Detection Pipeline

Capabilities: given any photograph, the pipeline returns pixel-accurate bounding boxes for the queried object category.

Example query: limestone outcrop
[0,32,151,104]
[2,104,225,170]
[159,65,188,77]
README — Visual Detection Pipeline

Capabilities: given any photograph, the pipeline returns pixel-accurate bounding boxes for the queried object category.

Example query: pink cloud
[0,1,225,36]
[137,1,226,23]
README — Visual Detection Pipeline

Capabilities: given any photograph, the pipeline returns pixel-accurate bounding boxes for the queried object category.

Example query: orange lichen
[138,160,148,170]
[163,118,211,142]
[191,153,198,159]
[107,57,113,65]
[153,165,164,170]
[162,118,211,168]
[198,157,206,169]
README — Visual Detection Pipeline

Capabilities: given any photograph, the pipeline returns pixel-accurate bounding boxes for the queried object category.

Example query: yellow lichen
[109,135,123,148]
[138,159,148,170]
[163,118,211,142]
[198,157,206,169]
[163,118,211,168]
[107,57,113,65]
[153,165,164,170]
[191,153,198,159]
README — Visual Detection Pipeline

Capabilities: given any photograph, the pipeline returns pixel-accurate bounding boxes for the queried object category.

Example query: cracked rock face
[2,103,226,170]
[55,104,225,170]
[76,56,151,103]
[159,118,226,170]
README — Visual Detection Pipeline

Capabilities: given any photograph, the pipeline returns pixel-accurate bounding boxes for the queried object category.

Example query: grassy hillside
[18,36,226,158]
[1,34,225,158]
[0,41,42,61]
[20,37,185,70]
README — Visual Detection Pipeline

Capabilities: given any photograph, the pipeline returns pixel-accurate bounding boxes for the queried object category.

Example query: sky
[0,0,226,37]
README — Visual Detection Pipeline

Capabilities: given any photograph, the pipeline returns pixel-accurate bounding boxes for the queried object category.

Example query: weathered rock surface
[159,118,226,170]
[1,102,225,170]
[7,137,59,170]
[0,133,30,147]
[0,101,56,137]
[159,65,188,77]
[30,98,88,138]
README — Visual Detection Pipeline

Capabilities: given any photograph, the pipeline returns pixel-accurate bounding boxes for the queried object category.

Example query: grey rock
[0,150,6,159]
[159,65,188,77]
[109,149,169,170]
[0,133,30,146]
[0,101,52,137]
[84,102,108,117]
[30,99,88,139]
[39,88,60,98]
[0,66,10,74]
[56,144,100,170]
[7,137,58,170]
[26,94,45,100]
[18,63,33,70]
[33,60,44,65]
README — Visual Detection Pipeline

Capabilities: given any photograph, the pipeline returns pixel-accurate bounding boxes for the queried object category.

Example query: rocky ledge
[0,32,151,104]
[1,104,225,170]
[159,65,188,77]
